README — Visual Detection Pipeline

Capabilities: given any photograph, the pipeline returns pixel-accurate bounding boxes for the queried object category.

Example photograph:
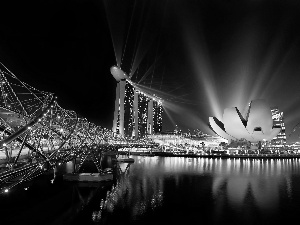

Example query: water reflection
[92,160,164,223]
[211,159,296,213]
[147,157,300,176]
[91,156,300,224]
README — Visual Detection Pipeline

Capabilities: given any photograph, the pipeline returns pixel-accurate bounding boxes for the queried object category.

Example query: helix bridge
[0,62,154,194]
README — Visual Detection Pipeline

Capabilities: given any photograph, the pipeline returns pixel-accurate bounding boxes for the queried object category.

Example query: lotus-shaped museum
[209,99,281,143]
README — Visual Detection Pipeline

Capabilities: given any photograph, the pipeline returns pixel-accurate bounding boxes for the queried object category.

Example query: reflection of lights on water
[94,170,164,222]
[150,157,300,177]
[210,159,300,213]
[92,210,102,222]
[133,202,147,217]
[150,190,164,210]
[93,156,300,223]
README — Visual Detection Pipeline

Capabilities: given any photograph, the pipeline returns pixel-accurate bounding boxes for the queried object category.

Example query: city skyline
[1,1,300,142]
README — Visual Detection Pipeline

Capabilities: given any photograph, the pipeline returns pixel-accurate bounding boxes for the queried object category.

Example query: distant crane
[288,122,300,138]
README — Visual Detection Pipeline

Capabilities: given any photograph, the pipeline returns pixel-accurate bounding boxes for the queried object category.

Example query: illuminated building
[209,99,281,143]
[111,66,163,138]
[138,93,148,137]
[149,133,227,151]
[270,107,286,146]
[286,142,300,152]
[153,100,163,133]
[124,81,135,137]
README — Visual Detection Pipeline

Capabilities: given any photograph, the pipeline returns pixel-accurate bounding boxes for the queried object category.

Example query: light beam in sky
[103,0,128,67]
[182,12,300,142]
[184,26,223,121]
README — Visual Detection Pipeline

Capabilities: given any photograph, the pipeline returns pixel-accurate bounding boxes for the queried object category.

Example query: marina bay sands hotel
[110,66,163,138]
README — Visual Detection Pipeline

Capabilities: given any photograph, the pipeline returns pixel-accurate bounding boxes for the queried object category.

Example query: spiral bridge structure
[0,62,151,194]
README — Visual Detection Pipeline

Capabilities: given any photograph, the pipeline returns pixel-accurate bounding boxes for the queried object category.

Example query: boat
[139,153,155,157]
[115,157,135,163]
[63,172,113,182]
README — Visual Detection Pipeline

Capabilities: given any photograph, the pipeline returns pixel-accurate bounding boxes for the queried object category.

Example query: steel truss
[0,62,115,193]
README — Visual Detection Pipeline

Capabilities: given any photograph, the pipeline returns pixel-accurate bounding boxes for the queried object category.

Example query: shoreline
[124,151,300,159]
[2,151,300,167]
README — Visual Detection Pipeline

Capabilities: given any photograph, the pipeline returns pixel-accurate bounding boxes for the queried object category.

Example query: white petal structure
[223,107,253,141]
[209,117,236,141]
[209,99,281,143]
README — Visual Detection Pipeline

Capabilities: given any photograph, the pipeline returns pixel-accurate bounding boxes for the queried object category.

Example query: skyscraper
[271,107,286,146]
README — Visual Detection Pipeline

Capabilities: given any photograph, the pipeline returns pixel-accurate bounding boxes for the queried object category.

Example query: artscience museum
[209,99,282,143]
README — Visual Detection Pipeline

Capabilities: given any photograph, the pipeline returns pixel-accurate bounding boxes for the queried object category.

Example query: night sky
[1,0,300,143]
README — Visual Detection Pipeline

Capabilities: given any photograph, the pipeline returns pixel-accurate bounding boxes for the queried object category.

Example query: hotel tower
[110,66,162,139]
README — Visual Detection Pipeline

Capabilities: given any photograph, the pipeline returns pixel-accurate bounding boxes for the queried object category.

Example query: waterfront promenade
[2,147,300,168]
[121,149,300,159]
